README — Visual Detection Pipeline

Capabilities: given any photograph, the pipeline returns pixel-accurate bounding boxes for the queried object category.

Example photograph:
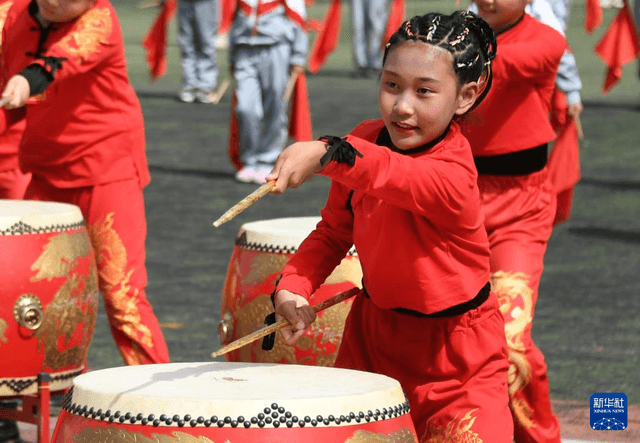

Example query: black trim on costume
[473,144,548,176]
[20,64,53,95]
[363,282,491,318]
[374,125,450,155]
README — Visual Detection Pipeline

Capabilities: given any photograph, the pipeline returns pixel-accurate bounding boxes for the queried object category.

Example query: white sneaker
[195,90,216,104]
[252,165,272,185]
[178,89,196,103]
[235,166,258,183]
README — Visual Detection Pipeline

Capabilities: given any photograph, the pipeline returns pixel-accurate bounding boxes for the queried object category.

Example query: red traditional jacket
[0,0,25,172]
[0,0,150,187]
[277,119,491,314]
[459,14,566,156]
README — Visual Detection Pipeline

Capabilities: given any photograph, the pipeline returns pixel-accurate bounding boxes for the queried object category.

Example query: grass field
[85,0,640,409]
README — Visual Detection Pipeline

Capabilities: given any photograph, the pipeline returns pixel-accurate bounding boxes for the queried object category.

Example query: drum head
[0,200,84,234]
[67,362,408,427]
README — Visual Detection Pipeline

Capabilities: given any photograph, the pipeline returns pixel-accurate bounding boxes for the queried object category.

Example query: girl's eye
[417,87,431,94]
[385,81,397,89]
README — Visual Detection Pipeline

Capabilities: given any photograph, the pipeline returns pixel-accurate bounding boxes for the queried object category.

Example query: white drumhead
[65,362,408,428]
[0,200,84,234]
[237,217,356,255]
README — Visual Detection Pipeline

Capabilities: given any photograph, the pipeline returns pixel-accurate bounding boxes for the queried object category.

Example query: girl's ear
[454,82,480,116]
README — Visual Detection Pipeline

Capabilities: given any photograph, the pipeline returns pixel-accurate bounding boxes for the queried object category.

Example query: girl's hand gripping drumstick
[210,286,360,358]
[212,180,276,227]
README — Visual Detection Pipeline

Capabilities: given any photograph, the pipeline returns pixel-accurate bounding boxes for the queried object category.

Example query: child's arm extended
[2,5,122,107]
[269,134,480,228]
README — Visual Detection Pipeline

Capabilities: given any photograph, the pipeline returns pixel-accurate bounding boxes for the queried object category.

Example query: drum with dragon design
[53,362,418,442]
[0,200,99,397]
[219,217,362,366]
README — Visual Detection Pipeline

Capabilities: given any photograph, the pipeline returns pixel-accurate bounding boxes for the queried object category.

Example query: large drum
[219,217,362,366]
[0,200,99,397]
[53,362,418,442]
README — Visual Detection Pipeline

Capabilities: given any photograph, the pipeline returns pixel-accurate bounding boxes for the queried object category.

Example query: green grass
[86,0,640,405]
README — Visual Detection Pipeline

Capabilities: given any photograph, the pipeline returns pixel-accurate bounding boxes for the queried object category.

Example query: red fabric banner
[594,1,640,94]
[227,91,243,171]
[382,0,405,49]
[141,0,177,82]
[307,0,342,74]
[548,89,581,226]
[585,0,603,33]
[288,73,313,142]
[219,0,236,34]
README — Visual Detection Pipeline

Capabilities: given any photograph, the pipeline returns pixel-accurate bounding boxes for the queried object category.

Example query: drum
[53,362,418,442]
[219,217,362,366]
[0,200,99,397]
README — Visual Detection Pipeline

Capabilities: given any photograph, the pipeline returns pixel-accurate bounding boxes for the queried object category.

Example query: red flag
[306,18,323,32]
[585,0,603,33]
[307,0,342,74]
[594,1,640,94]
[548,89,581,226]
[382,0,405,49]
[227,91,243,171]
[219,0,236,34]
[141,0,177,82]
[288,73,313,142]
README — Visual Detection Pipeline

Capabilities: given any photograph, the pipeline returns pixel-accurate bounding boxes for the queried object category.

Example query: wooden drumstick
[211,78,231,104]
[282,70,300,104]
[212,180,276,228]
[575,115,584,140]
[0,96,11,108]
[139,0,161,8]
[210,286,360,359]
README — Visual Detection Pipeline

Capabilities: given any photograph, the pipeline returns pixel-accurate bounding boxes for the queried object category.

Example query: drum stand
[0,373,52,443]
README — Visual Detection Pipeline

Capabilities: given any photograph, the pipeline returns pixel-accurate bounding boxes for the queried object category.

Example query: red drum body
[219,217,362,366]
[0,200,99,397]
[53,362,418,442]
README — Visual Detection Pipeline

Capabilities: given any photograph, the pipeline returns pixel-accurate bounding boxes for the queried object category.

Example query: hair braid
[382,10,498,110]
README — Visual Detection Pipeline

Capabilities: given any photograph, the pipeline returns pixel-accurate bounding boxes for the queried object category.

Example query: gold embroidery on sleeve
[422,409,482,443]
[57,7,112,62]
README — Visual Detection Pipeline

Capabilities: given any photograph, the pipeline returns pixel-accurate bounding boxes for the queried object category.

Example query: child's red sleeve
[276,180,355,300]
[492,31,566,83]
[320,134,479,229]
[29,6,121,81]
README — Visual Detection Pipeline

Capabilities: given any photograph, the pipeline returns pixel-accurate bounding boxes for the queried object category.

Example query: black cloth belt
[473,144,548,175]
[364,282,491,318]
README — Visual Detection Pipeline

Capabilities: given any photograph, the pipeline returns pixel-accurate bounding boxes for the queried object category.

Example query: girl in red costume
[459,0,567,440]
[266,12,514,442]
[0,0,170,366]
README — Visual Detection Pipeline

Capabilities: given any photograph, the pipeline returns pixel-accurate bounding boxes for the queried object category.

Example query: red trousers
[0,167,31,199]
[334,290,513,442]
[478,168,561,443]
[24,175,170,365]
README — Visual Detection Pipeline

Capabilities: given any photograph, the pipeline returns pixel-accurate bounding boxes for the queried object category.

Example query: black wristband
[318,135,363,167]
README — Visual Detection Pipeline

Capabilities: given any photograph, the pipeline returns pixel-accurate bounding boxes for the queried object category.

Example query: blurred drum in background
[53,362,418,442]
[0,200,99,397]
[219,217,362,366]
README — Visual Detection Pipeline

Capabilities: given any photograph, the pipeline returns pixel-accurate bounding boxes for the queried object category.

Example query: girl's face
[36,0,94,22]
[378,41,478,151]
[473,0,531,33]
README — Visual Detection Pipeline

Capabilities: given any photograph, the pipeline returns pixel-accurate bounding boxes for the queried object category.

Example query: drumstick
[212,180,276,228]
[282,70,300,104]
[211,77,231,104]
[575,115,584,140]
[0,96,10,108]
[210,286,360,359]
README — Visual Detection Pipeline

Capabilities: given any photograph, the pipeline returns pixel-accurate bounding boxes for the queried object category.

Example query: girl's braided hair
[382,11,497,110]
